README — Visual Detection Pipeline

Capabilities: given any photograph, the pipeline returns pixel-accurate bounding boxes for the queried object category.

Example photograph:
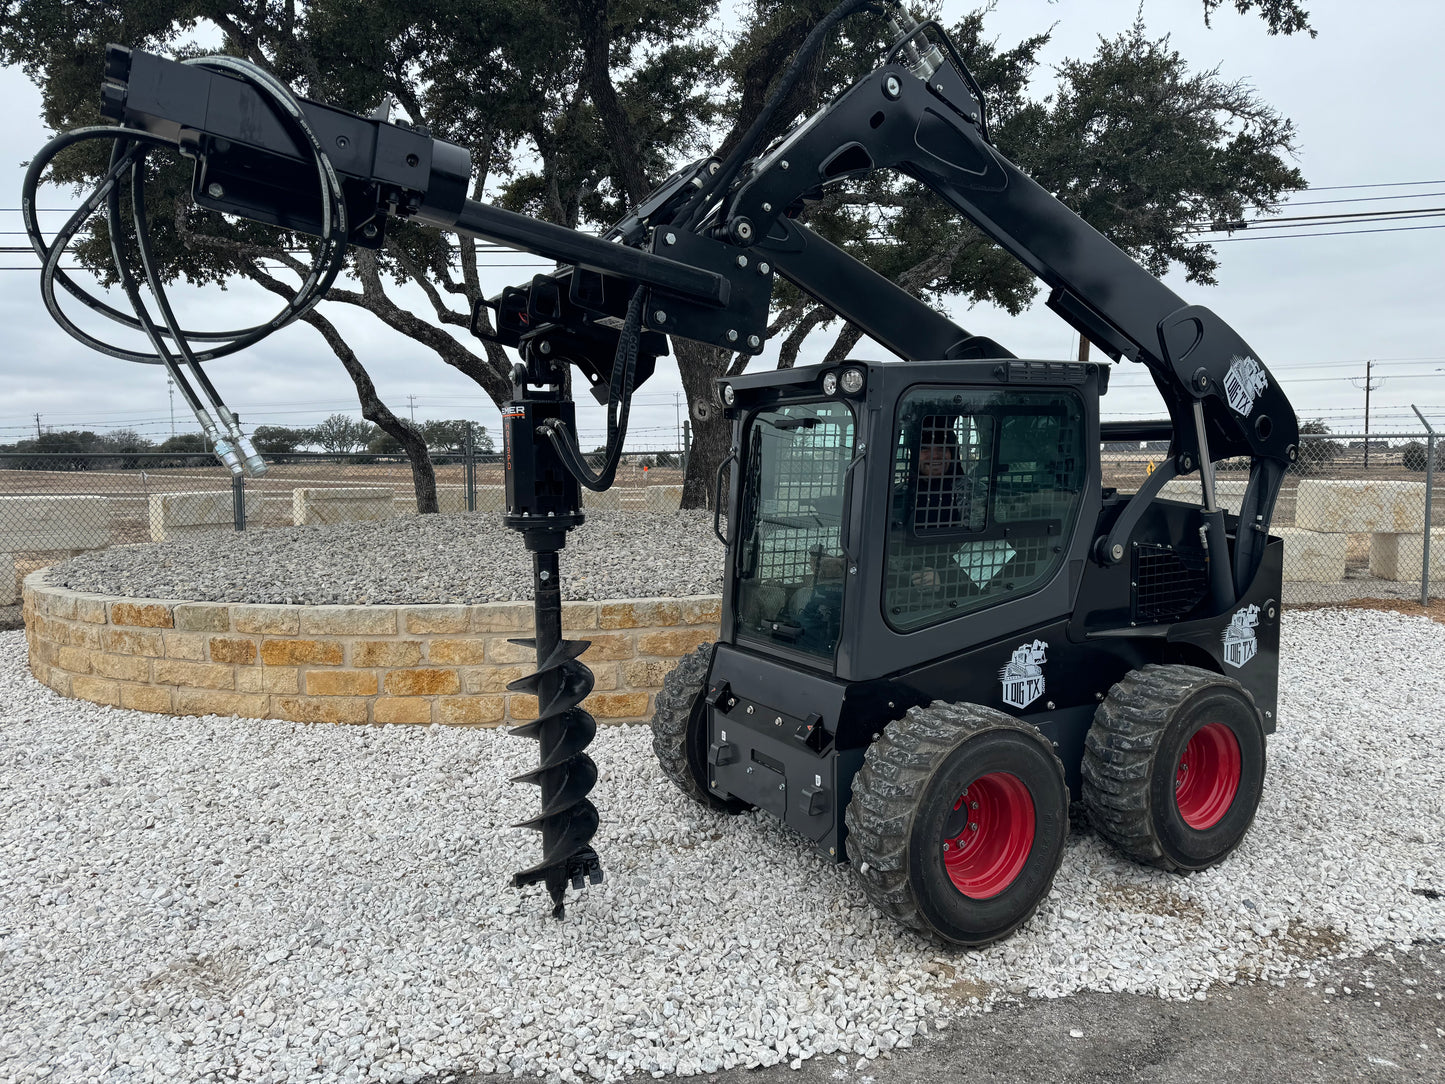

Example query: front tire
[649,645,749,814]
[844,703,1069,947]
[1082,664,1266,871]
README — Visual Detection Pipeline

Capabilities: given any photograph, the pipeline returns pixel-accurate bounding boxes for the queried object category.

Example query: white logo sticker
[1000,639,1048,709]
[1222,604,1260,669]
[1224,355,1268,416]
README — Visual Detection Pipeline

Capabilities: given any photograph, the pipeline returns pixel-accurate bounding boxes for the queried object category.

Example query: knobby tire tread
[650,644,739,812]
[1081,663,1257,870]
[844,702,1067,943]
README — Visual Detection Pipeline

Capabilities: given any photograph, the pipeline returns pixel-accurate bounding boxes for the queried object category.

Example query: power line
[1188,222,1445,243]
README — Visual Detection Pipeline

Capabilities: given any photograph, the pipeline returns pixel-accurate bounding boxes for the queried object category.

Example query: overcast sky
[2,0,1443,449]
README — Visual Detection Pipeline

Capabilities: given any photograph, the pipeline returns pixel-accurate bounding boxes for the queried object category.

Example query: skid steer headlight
[840,367,865,394]
[719,382,736,406]
[821,371,839,395]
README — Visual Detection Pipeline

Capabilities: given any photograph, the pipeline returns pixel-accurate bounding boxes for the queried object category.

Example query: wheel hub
[941,771,1035,899]
[1173,722,1242,830]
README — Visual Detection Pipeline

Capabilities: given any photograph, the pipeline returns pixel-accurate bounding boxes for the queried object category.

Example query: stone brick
[110,602,174,628]
[92,654,150,683]
[232,605,301,635]
[438,696,506,725]
[589,663,619,692]
[561,602,599,630]
[300,606,398,636]
[384,668,459,696]
[486,637,539,664]
[235,669,264,693]
[68,624,101,650]
[1271,527,1347,583]
[622,658,681,689]
[31,638,59,666]
[55,646,93,674]
[154,659,235,690]
[274,696,369,725]
[43,667,72,697]
[263,668,301,694]
[47,593,77,620]
[101,628,166,658]
[508,694,539,721]
[163,632,207,661]
[1295,479,1427,533]
[582,692,651,719]
[464,664,533,694]
[404,606,470,634]
[599,599,681,629]
[74,597,109,624]
[1369,529,1445,581]
[636,628,716,657]
[679,596,723,626]
[71,675,121,707]
[260,639,343,666]
[173,603,231,632]
[353,641,424,668]
[209,637,258,665]
[306,670,379,696]
[375,697,434,724]
[471,602,534,632]
[120,685,173,713]
[173,688,269,719]
[580,632,634,662]
[428,639,486,665]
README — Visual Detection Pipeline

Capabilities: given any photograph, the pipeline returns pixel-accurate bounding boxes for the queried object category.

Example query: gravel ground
[1,609,1443,1083]
[49,513,725,605]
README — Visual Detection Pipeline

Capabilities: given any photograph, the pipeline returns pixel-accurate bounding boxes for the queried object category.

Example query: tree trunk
[674,339,734,509]
[299,309,440,514]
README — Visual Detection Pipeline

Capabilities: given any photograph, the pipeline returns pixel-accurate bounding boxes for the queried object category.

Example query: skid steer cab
[650,357,1282,947]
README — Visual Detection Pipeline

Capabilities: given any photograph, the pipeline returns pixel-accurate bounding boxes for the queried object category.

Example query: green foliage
[251,425,309,454]
[1294,419,1343,474]
[1401,442,1441,473]
[420,419,493,456]
[310,413,371,455]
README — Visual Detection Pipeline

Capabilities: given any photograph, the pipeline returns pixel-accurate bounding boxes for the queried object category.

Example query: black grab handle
[713,450,737,545]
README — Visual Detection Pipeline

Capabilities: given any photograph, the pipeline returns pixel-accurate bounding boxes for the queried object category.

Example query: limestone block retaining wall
[149,491,264,541]
[292,487,396,526]
[22,570,721,726]
[1272,527,1347,582]
[1369,529,1445,581]
[0,495,111,551]
[1295,480,1426,533]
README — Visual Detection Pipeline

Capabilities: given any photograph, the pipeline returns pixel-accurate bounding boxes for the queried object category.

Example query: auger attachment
[508,549,604,918]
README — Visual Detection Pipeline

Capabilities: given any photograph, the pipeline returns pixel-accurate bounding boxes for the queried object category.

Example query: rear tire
[1082,664,1266,871]
[844,703,1069,947]
[649,645,749,814]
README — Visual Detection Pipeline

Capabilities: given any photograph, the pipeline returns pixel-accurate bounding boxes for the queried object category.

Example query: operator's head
[919,421,959,478]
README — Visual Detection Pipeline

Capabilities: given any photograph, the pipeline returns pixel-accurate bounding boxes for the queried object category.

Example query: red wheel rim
[1174,722,1242,830]
[942,771,1035,899]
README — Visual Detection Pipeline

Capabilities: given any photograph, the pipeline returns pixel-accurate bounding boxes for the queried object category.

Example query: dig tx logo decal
[1222,604,1260,669]
[1224,355,1268,416]
[1000,640,1048,709]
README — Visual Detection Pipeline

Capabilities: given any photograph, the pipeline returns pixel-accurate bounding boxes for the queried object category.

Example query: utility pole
[407,394,418,424]
[34,413,42,438]
[1350,360,1385,469]
[167,374,176,436]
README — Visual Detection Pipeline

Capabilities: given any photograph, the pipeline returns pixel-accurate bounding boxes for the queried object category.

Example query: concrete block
[0,495,110,551]
[148,490,263,541]
[1158,479,1249,515]
[1,553,15,606]
[1369,530,1445,581]
[1295,480,1427,533]
[1272,527,1347,583]
[644,486,684,512]
[292,487,396,526]
[581,488,621,511]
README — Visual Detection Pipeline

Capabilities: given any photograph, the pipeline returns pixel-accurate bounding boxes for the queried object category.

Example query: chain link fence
[3,435,1440,610]
[0,448,686,607]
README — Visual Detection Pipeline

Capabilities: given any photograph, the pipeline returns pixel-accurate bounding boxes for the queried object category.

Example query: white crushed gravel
[1,609,1443,1083]
[50,511,725,605]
